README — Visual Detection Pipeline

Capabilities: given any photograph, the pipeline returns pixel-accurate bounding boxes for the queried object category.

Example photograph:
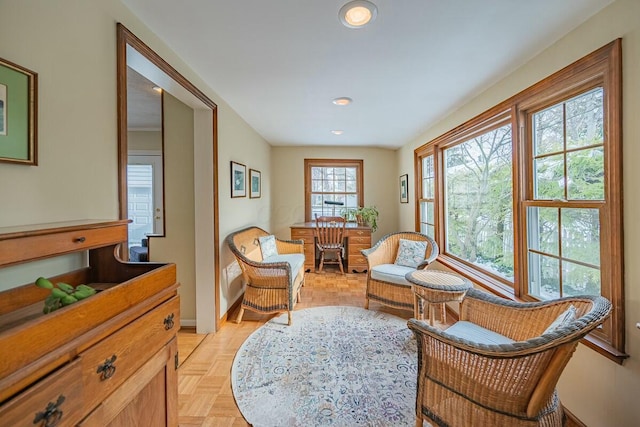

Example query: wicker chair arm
[408,318,572,358]
[275,238,304,254]
[461,288,611,340]
[236,257,293,287]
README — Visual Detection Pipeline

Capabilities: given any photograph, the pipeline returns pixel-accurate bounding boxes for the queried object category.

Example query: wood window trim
[304,159,364,222]
[413,39,625,364]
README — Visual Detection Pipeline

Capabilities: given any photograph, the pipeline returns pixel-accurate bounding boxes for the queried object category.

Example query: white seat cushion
[264,254,305,284]
[370,264,416,286]
[444,321,515,345]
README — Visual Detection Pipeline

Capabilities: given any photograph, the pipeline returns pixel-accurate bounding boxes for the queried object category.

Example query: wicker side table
[405,270,473,326]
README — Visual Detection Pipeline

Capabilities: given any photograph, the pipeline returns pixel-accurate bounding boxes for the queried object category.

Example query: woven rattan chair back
[314,215,346,273]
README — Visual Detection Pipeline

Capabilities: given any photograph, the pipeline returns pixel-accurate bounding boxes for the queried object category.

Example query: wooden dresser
[0,220,179,426]
[290,222,371,273]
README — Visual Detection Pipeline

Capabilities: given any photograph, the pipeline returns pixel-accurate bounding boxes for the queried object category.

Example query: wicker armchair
[226,227,305,325]
[361,231,438,312]
[407,288,612,427]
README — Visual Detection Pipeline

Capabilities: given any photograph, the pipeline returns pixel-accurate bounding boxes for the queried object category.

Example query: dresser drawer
[0,223,127,267]
[0,359,84,427]
[79,296,180,413]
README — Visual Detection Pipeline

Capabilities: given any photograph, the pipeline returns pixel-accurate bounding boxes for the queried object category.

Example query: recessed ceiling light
[152,86,162,93]
[331,130,344,135]
[332,97,353,106]
[339,1,377,29]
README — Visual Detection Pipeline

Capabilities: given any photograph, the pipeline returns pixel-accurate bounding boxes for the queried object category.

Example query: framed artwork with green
[249,169,261,198]
[231,161,246,198]
[0,57,37,165]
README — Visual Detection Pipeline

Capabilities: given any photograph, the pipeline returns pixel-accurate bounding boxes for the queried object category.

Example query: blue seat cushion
[370,263,416,286]
[264,254,305,284]
[444,321,515,345]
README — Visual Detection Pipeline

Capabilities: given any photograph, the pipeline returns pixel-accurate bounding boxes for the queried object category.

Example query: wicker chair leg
[364,298,369,309]
[287,311,292,326]
[235,307,245,324]
[415,416,422,427]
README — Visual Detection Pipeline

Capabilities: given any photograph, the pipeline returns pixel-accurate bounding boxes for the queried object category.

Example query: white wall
[397,0,640,425]
[0,0,271,329]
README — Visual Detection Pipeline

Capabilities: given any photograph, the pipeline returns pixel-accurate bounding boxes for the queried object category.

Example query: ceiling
[122,0,611,148]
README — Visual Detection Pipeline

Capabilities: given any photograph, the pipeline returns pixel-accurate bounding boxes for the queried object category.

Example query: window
[526,88,605,301]
[414,40,624,361]
[304,159,364,221]
[418,153,435,238]
[444,120,514,282]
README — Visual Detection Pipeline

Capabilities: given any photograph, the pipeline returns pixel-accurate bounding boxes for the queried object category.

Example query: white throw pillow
[259,235,278,259]
[542,305,577,335]
[394,239,428,268]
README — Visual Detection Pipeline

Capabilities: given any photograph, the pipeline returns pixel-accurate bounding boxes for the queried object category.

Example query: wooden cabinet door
[78,338,178,427]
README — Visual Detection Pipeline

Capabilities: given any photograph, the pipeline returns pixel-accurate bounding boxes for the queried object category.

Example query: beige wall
[128,130,162,152]
[397,0,640,425]
[271,146,399,241]
[0,0,271,329]
[147,93,196,321]
[217,107,272,317]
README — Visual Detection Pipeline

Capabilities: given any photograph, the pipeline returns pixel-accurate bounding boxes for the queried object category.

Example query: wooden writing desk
[290,222,371,273]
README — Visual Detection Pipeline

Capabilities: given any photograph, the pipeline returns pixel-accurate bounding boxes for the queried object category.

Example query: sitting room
[1,1,639,426]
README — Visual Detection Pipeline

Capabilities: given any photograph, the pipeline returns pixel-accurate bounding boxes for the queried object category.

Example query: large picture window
[414,40,624,362]
[444,121,514,282]
[304,159,364,221]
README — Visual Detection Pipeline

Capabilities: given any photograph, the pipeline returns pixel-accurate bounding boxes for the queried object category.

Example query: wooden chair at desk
[314,215,346,273]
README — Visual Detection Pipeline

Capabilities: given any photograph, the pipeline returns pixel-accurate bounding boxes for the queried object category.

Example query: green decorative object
[35,277,96,313]
[354,205,379,232]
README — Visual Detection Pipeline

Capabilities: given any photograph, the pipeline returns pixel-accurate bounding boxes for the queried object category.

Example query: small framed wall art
[230,161,246,198]
[400,174,409,203]
[249,168,261,198]
[0,57,38,165]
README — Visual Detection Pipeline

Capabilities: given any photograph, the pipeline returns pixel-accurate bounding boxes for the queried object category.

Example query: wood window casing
[304,159,364,222]
[414,40,625,363]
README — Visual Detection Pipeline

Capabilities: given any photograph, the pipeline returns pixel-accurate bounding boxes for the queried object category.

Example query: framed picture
[0,57,38,165]
[249,168,261,198]
[230,161,246,198]
[400,174,409,203]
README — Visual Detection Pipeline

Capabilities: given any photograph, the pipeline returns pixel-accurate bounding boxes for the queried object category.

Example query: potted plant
[354,206,379,232]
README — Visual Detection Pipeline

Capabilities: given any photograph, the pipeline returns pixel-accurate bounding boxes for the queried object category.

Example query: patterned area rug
[231,306,417,427]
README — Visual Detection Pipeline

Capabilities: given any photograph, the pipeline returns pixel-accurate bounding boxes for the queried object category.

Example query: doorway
[117,24,220,333]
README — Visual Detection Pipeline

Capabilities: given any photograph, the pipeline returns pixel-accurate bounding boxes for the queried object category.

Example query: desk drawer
[79,296,180,413]
[349,236,371,246]
[348,253,369,267]
[291,228,315,239]
[0,359,84,427]
[345,229,370,238]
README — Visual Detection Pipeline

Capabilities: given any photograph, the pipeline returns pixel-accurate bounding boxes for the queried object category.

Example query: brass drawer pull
[74,236,86,243]
[164,313,175,330]
[33,395,65,427]
[96,355,117,380]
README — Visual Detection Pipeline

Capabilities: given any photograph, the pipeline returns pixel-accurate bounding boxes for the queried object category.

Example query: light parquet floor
[176,268,428,427]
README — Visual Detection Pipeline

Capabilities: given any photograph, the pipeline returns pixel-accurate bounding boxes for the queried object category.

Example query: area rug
[231,306,417,426]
